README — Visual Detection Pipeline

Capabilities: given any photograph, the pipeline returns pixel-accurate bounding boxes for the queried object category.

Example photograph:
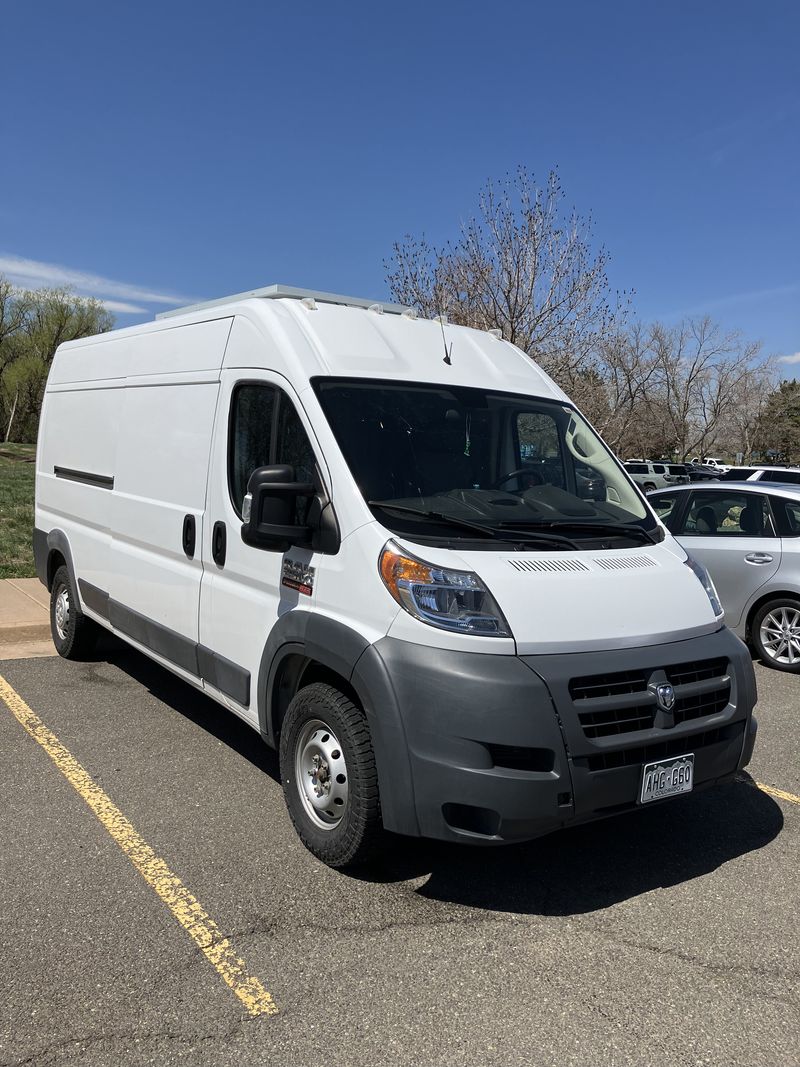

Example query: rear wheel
[751,598,800,672]
[643,481,657,493]
[279,682,382,868]
[50,565,97,659]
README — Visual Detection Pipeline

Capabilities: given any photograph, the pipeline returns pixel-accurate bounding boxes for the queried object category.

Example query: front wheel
[279,683,382,868]
[751,598,800,672]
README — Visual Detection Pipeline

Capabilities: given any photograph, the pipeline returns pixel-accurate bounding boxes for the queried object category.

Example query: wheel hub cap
[54,587,70,640]
[760,607,800,665]
[295,719,349,831]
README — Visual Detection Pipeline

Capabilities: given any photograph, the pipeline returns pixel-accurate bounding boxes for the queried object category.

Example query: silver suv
[624,461,687,493]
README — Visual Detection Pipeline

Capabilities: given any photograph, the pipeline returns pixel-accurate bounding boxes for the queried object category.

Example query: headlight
[683,554,724,619]
[379,542,512,637]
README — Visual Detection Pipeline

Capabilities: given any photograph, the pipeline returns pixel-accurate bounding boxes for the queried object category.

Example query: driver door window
[516,412,564,488]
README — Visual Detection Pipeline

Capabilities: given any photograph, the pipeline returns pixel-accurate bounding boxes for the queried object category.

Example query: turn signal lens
[379,542,512,637]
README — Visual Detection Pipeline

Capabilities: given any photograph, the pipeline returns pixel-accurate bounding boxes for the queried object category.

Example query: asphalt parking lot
[1,637,798,1067]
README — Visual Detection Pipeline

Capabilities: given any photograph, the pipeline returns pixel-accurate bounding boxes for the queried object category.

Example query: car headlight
[379,542,512,637]
[683,554,724,619]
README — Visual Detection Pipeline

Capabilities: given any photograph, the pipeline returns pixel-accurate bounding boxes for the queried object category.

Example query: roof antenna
[435,312,452,365]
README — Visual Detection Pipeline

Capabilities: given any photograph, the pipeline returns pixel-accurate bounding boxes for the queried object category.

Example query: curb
[0,623,52,644]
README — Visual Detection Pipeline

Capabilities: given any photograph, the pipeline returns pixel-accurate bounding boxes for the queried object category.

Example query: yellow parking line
[0,674,277,1017]
[754,781,800,806]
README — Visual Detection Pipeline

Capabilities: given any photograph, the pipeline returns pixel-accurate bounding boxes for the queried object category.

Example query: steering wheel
[492,467,544,490]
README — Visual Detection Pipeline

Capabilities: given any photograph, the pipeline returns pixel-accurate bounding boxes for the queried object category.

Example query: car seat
[694,506,717,534]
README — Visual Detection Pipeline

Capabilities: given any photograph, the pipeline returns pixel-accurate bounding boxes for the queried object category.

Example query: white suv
[624,461,671,492]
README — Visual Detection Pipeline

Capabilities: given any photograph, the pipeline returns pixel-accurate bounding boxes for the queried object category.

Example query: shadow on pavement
[98,635,783,917]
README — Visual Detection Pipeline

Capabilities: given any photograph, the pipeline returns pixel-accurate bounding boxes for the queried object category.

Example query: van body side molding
[54,466,115,490]
[77,584,250,706]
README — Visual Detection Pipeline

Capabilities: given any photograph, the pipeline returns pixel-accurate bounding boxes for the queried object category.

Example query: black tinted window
[771,496,800,536]
[230,384,275,514]
[720,467,756,481]
[229,384,317,521]
[762,470,800,484]
[626,463,647,474]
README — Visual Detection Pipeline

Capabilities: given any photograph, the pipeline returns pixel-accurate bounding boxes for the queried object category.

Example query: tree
[755,380,800,464]
[385,168,628,384]
[0,279,113,442]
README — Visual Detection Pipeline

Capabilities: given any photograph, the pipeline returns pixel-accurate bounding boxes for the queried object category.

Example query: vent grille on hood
[508,558,590,574]
[592,554,658,571]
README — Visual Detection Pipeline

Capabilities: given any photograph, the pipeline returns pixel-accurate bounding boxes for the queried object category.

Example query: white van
[35,285,758,867]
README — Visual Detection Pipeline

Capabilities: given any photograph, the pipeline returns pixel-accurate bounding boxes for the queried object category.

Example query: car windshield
[313,378,655,547]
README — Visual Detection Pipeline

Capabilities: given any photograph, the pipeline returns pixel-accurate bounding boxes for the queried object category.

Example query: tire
[751,598,800,673]
[50,565,98,659]
[643,482,657,494]
[279,682,382,868]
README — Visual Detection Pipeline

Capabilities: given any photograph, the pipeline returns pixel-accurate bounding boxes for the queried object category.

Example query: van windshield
[313,379,657,548]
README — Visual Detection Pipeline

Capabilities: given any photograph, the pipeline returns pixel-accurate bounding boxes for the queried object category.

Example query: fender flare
[257,612,419,836]
[34,528,78,599]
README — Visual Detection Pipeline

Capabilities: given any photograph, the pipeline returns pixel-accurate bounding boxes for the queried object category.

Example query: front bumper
[356,627,757,844]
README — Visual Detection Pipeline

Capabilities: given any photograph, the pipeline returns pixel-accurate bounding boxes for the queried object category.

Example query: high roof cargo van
[34,285,758,867]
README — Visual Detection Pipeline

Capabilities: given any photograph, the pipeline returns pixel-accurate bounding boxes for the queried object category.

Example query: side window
[650,493,680,528]
[275,395,318,524]
[229,384,276,515]
[763,470,800,484]
[652,464,665,474]
[677,491,771,537]
[228,384,319,522]
[626,463,647,474]
[770,497,800,536]
[516,412,564,488]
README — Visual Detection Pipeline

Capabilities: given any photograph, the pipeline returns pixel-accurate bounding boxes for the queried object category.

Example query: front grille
[576,722,744,772]
[570,656,731,740]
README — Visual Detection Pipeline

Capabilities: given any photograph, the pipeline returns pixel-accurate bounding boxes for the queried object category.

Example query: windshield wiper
[369,501,580,549]
[501,520,659,545]
[368,500,499,538]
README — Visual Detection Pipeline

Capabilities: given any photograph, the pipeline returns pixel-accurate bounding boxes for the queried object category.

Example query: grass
[0,443,37,579]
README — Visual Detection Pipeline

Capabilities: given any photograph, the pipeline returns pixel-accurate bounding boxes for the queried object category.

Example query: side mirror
[241,464,314,551]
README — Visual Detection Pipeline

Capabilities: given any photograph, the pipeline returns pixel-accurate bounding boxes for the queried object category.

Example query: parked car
[685,462,720,483]
[623,461,671,492]
[690,457,730,474]
[34,283,758,867]
[649,482,800,672]
[664,464,691,485]
[719,465,800,486]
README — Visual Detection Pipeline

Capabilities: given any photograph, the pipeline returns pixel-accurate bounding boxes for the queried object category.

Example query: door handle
[212,520,227,567]
[745,552,773,564]
[182,514,196,558]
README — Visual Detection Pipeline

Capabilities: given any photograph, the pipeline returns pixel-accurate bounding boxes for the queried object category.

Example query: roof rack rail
[155,284,410,320]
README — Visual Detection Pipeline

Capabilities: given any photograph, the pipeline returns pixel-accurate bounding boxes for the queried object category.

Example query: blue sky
[2,1,798,368]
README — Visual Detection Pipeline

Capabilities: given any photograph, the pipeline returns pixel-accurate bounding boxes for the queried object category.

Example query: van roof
[155,284,411,320]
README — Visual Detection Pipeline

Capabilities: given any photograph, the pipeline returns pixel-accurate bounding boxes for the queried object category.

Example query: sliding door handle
[182,514,196,558]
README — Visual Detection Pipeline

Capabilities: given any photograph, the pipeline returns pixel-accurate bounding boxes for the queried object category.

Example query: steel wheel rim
[54,586,70,641]
[760,606,800,665]
[294,718,349,831]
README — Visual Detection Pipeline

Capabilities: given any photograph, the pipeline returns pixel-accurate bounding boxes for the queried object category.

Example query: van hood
[396,538,722,655]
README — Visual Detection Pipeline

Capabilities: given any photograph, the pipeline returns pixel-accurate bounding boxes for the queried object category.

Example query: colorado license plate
[640,753,694,804]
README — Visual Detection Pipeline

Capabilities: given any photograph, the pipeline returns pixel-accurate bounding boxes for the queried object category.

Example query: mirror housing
[241,464,314,551]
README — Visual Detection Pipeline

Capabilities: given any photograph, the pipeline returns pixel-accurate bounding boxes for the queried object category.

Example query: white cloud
[778,352,800,364]
[94,298,149,314]
[0,253,197,310]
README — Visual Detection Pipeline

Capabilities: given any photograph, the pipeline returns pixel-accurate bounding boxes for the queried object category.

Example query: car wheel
[279,682,382,868]
[50,565,98,659]
[644,482,656,493]
[751,598,800,672]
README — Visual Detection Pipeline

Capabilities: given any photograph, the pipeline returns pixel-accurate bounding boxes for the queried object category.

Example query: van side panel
[36,383,121,594]
[110,373,221,638]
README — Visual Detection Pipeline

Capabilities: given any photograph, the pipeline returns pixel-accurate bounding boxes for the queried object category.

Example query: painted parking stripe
[735,772,800,806]
[0,674,277,1017]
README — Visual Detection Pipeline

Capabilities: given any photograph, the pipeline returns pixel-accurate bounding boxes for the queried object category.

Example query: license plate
[640,753,694,804]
